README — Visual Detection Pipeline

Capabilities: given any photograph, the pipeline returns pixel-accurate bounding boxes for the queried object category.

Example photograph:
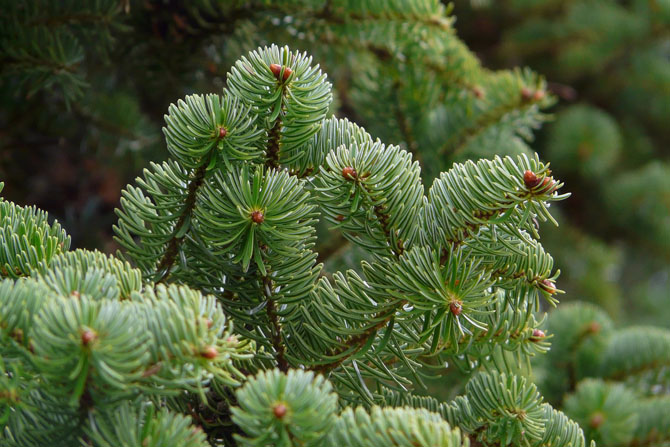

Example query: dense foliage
[1,1,668,446]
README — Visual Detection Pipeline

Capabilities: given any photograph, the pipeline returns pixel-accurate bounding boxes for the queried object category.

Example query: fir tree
[1,1,669,447]
[2,42,582,446]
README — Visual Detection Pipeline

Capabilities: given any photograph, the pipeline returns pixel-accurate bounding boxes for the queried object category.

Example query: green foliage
[86,403,210,447]
[0,183,70,279]
[465,0,670,329]
[232,369,337,447]
[0,0,126,105]
[605,162,670,253]
[197,165,318,272]
[0,248,253,446]
[332,406,467,447]
[535,301,670,446]
[465,372,545,446]
[315,139,423,256]
[1,39,589,446]
[564,380,638,447]
[546,105,621,179]
[163,93,265,169]
[1,1,668,446]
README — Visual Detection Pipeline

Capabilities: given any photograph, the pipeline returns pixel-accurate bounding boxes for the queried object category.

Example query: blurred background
[1,0,668,328]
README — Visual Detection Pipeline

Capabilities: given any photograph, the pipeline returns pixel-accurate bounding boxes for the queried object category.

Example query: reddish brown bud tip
[71,290,81,299]
[282,67,293,81]
[202,346,218,359]
[540,279,557,295]
[251,210,265,224]
[531,329,546,341]
[473,86,484,99]
[450,301,462,316]
[269,64,292,81]
[589,412,605,428]
[273,403,287,419]
[533,90,545,101]
[587,321,601,334]
[81,330,96,346]
[218,127,227,138]
[523,170,542,189]
[342,166,357,180]
[206,318,214,329]
[521,87,533,101]
[538,177,557,194]
[335,214,345,222]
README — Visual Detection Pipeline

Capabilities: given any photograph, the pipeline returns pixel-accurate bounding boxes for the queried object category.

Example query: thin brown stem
[266,118,282,169]
[264,275,289,372]
[155,158,210,283]
[316,233,350,265]
[311,307,400,374]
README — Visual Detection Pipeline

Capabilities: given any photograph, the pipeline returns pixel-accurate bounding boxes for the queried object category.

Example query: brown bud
[251,210,265,224]
[218,127,227,138]
[273,402,287,419]
[531,329,546,341]
[206,318,214,329]
[81,330,96,346]
[586,321,601,334]
[11,328,24,344]
[521,87,533,101]
[523,170,542,189]
[533,90,545,101]
[342,166,357,180]
[450,301,462,316]
[71,290,81,299]
[202,346,218,359]
[472,86,485,99]
[335,214,345,222]
[269,64,292,81]
[589,412,605,428]
[538,177,557,194]
[539,279,556,295]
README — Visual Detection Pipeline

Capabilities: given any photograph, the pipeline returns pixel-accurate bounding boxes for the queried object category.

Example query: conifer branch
[262,61,293,169]
[311,308,398,373]
[266,113,282,169]
[440,87,550,159]
[392,80,421,164]
[440,100,529,156]
[155,158,209,283]
[263,275,289,372]
[310,185,406,373]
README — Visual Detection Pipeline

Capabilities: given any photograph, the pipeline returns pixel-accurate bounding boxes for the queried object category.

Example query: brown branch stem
[264,275,289,372]
[310,305,401,374]
[155,157,210,283]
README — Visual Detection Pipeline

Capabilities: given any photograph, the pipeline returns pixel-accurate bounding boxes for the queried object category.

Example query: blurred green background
[1,0,668,329]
